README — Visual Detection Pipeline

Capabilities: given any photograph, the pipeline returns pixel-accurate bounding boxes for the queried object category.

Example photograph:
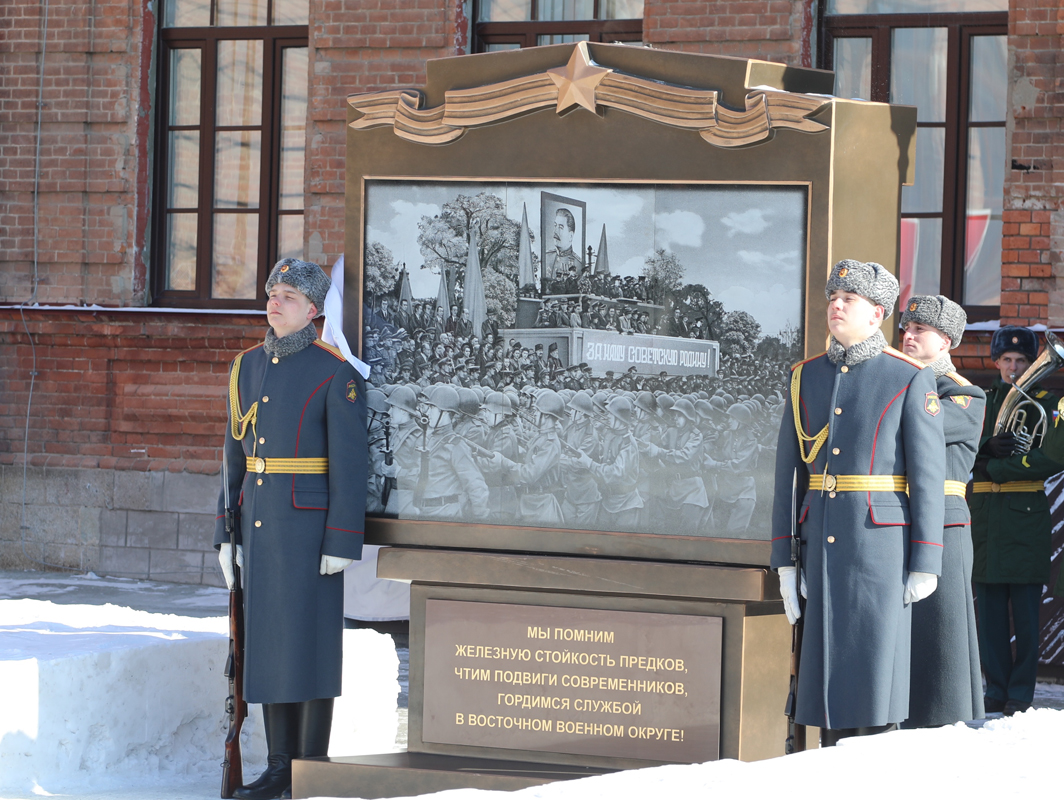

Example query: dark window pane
[890,28,947,123]
[479,0,531,22]
[833,37,872,101]
[167,131,200,209]
[485,43,522,51]
[901,127,945,213]
[273,0,310,25]
[828,0,1005,11]
[279,48,308,211]
[537,33,591,46]
[537,0,594,21]
[599,0,643,18]
[215,131,262,209]
[278,215,304,260]
[217,0,269,27]
[899,217,942,300]
[169,49,201,127]
[970,36,1007,122]
[212,214,259,299]
[216,40,263,127]
[164,0,210,27]
[166,214,198,291]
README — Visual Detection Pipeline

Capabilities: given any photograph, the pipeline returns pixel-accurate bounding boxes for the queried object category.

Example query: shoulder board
[1036,389,1048,399]
[944,371,972,386]
[790,352,826,371]
[313,340,346,361]
[883,346,925,369]
[236,342,263,357]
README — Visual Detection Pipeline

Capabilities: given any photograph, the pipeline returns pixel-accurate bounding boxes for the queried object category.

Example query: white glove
[904,571,938,604]
[218,543,244,590]
[320,555,354,576]
[778,566,801,625]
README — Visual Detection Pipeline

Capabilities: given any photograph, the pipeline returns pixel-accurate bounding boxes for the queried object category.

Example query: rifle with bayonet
[221,452,247,798]
[784,468,807,754]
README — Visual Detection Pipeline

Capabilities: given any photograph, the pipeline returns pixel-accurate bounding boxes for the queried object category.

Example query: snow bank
[0,600,400,795]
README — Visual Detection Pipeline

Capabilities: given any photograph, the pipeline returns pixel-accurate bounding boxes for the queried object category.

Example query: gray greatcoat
[771,338,945,730]
[215,336,367,704]
[906,370,985,727]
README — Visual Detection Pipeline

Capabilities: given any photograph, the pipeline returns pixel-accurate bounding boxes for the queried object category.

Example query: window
[153,0,309,308]
[821,1,1007,319]
[474,0,643,52]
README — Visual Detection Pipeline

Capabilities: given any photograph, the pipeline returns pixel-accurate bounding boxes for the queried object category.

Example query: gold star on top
[547,41,611,115]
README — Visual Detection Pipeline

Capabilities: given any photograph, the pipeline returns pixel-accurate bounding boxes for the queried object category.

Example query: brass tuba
[993,330,1064,454]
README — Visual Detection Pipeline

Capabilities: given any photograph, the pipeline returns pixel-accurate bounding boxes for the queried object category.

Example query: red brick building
[1,0,1061,669]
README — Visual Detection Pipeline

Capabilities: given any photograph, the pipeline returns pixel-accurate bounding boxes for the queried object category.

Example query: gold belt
[971,480,1045,494]
[944,480,968,497]
[246,456,329,474]
[809,474,907,492]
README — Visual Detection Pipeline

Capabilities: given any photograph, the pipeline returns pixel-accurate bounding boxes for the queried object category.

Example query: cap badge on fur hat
[839,267,849,277]
[909,302,917,312]
[1013,336,1019,344]
[280,265,289,272]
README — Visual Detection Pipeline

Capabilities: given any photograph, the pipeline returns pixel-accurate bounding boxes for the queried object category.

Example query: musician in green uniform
[970,326,1064,715]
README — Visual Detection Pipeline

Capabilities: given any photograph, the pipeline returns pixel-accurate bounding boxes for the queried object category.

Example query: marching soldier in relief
[898,295,986,727]
[216,258,367,800]
[970,326,1064,715]
[771,260,945,745]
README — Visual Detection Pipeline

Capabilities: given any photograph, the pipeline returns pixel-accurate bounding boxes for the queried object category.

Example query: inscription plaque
[422,600,723,763]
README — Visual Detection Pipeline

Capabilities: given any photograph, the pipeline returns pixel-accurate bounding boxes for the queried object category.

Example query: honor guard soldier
[899,296,986,727]
[771,260,945,745]
[971,326,1064,716]
[215,258,367,800]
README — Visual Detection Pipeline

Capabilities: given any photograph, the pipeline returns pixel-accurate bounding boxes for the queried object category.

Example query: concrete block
[113,470,165,512]
[0,503,21,543]
[0,540,45,571]
[163,472,218,514]
[78,507,101,547]
[202,565,227,589]
[126,510,178,550]
[177,513,215,552]
[41,543,87,572]
[99,509,127,547]
[44,468,113,508]
[21,505,81,546]
[148,548,204,585]
[1,465,46,505]
[98,545,149,579]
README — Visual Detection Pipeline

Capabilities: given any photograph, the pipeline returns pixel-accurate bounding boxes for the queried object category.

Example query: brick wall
[0,0,152,307]
[1002,0,1063,327]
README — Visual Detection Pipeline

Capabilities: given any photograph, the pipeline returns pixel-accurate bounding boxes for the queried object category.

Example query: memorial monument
[292,43,917,798]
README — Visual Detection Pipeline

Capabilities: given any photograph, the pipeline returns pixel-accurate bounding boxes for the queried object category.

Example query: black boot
[278,700,334,800]
[234,703,297,800]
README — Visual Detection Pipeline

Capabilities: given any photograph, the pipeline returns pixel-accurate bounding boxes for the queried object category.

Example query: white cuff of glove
[320,555,354,576]
[778,566,801,625]
[218,543,244,590]
[904,571,938,605]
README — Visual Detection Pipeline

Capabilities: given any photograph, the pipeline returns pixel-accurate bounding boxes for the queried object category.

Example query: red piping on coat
[867,385,909,525]
[291,376,333,510]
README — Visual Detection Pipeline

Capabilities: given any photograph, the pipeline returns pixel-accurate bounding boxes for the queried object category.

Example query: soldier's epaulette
[883,346,925,369]
[313,339,346,361]
[1036,389,1048,399]
[790,352,825,371]
[944,371,972,386]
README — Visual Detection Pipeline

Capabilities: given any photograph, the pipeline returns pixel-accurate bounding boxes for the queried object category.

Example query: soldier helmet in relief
[900,295,967,349]
[387,385,419,415]
[824,259,899,316]
[534,390,567,420]
[265,258,331,317]
[990,325,1039,363]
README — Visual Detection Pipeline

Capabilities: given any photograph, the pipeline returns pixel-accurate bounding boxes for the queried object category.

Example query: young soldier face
[995,351,1031,385]
[827,290,883,346]
[901,321,951,365]
[267,284,316,338]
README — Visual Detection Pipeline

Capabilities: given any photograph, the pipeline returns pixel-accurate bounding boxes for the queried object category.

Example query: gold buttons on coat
[272,357,279,364]
[259,437,265,444]
[834,408,842,415]
[262,396,269,403]
[827,536,836,543]
[829,491,837,498]
[257,478,263,486]
[832,447,840,455]
[840,365,849,373]
[255,520,262,527]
